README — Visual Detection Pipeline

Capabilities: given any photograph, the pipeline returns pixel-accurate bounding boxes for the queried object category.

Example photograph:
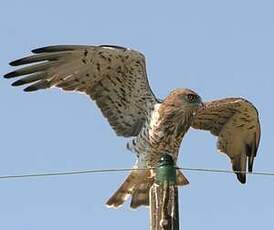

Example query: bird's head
[164,88,203,115]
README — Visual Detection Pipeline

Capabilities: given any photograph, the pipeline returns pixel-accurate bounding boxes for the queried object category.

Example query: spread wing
[191,98,260,183]
[4,45,159,137]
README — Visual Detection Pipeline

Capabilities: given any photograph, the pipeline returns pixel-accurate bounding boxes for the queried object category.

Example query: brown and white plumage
[5,45,158,137]
[4,44,261,208]
[192,98,260,183]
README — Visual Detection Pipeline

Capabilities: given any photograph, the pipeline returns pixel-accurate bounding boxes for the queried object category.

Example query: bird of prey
[4,45,260,209]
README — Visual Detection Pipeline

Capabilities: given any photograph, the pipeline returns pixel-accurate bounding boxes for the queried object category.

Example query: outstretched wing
[191,98,260,183]
[4,45,158,137]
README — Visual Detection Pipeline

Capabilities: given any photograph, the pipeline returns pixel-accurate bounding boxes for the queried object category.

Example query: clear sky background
[1,0,273,229]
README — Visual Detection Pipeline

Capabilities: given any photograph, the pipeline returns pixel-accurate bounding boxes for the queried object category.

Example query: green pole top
[155,154,177,185]
[158,154,175,167]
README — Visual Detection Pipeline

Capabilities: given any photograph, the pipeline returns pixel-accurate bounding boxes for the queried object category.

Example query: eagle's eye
[186,94,198,103]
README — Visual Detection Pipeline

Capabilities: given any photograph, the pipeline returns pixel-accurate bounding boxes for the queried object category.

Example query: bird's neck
[159,104,192,137]
[148,103,193,154]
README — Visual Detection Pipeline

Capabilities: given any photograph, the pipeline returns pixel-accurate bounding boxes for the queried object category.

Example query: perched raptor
[4,45,261,208]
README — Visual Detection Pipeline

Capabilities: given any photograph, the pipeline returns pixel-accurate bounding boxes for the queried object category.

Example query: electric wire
[0,167,273,180]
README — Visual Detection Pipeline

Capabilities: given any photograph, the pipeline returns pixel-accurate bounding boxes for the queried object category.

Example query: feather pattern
[4,45,158,137]
[192,98,260,183]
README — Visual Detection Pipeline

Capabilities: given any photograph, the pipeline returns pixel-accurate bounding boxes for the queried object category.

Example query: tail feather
[176,170,189,186]
[106,171,138,208]
[130,183,151,209]
[106,169,189,209]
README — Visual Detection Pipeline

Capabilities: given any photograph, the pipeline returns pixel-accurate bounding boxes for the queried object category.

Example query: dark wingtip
[23,85,39,92]
[246,142,257,173]
[3,71,17,78]
[248,156,254,172]
[32,47,47,53]
[237,173,246,184]
[9,59,22,66]
[11,80,24,86]
[32,45,86,53]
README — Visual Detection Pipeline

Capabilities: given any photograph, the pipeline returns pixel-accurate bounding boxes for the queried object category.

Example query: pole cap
[158,154,175,167]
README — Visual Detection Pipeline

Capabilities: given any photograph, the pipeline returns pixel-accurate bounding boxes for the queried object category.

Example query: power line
[0,168,135,180]
[180,167,274,176]
[0,167,273,180]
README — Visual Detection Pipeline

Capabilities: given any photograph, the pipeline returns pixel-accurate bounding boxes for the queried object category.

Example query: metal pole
[150,154,179,230]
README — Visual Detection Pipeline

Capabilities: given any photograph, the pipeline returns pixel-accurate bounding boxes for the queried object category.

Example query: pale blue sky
[1,0,273,229]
